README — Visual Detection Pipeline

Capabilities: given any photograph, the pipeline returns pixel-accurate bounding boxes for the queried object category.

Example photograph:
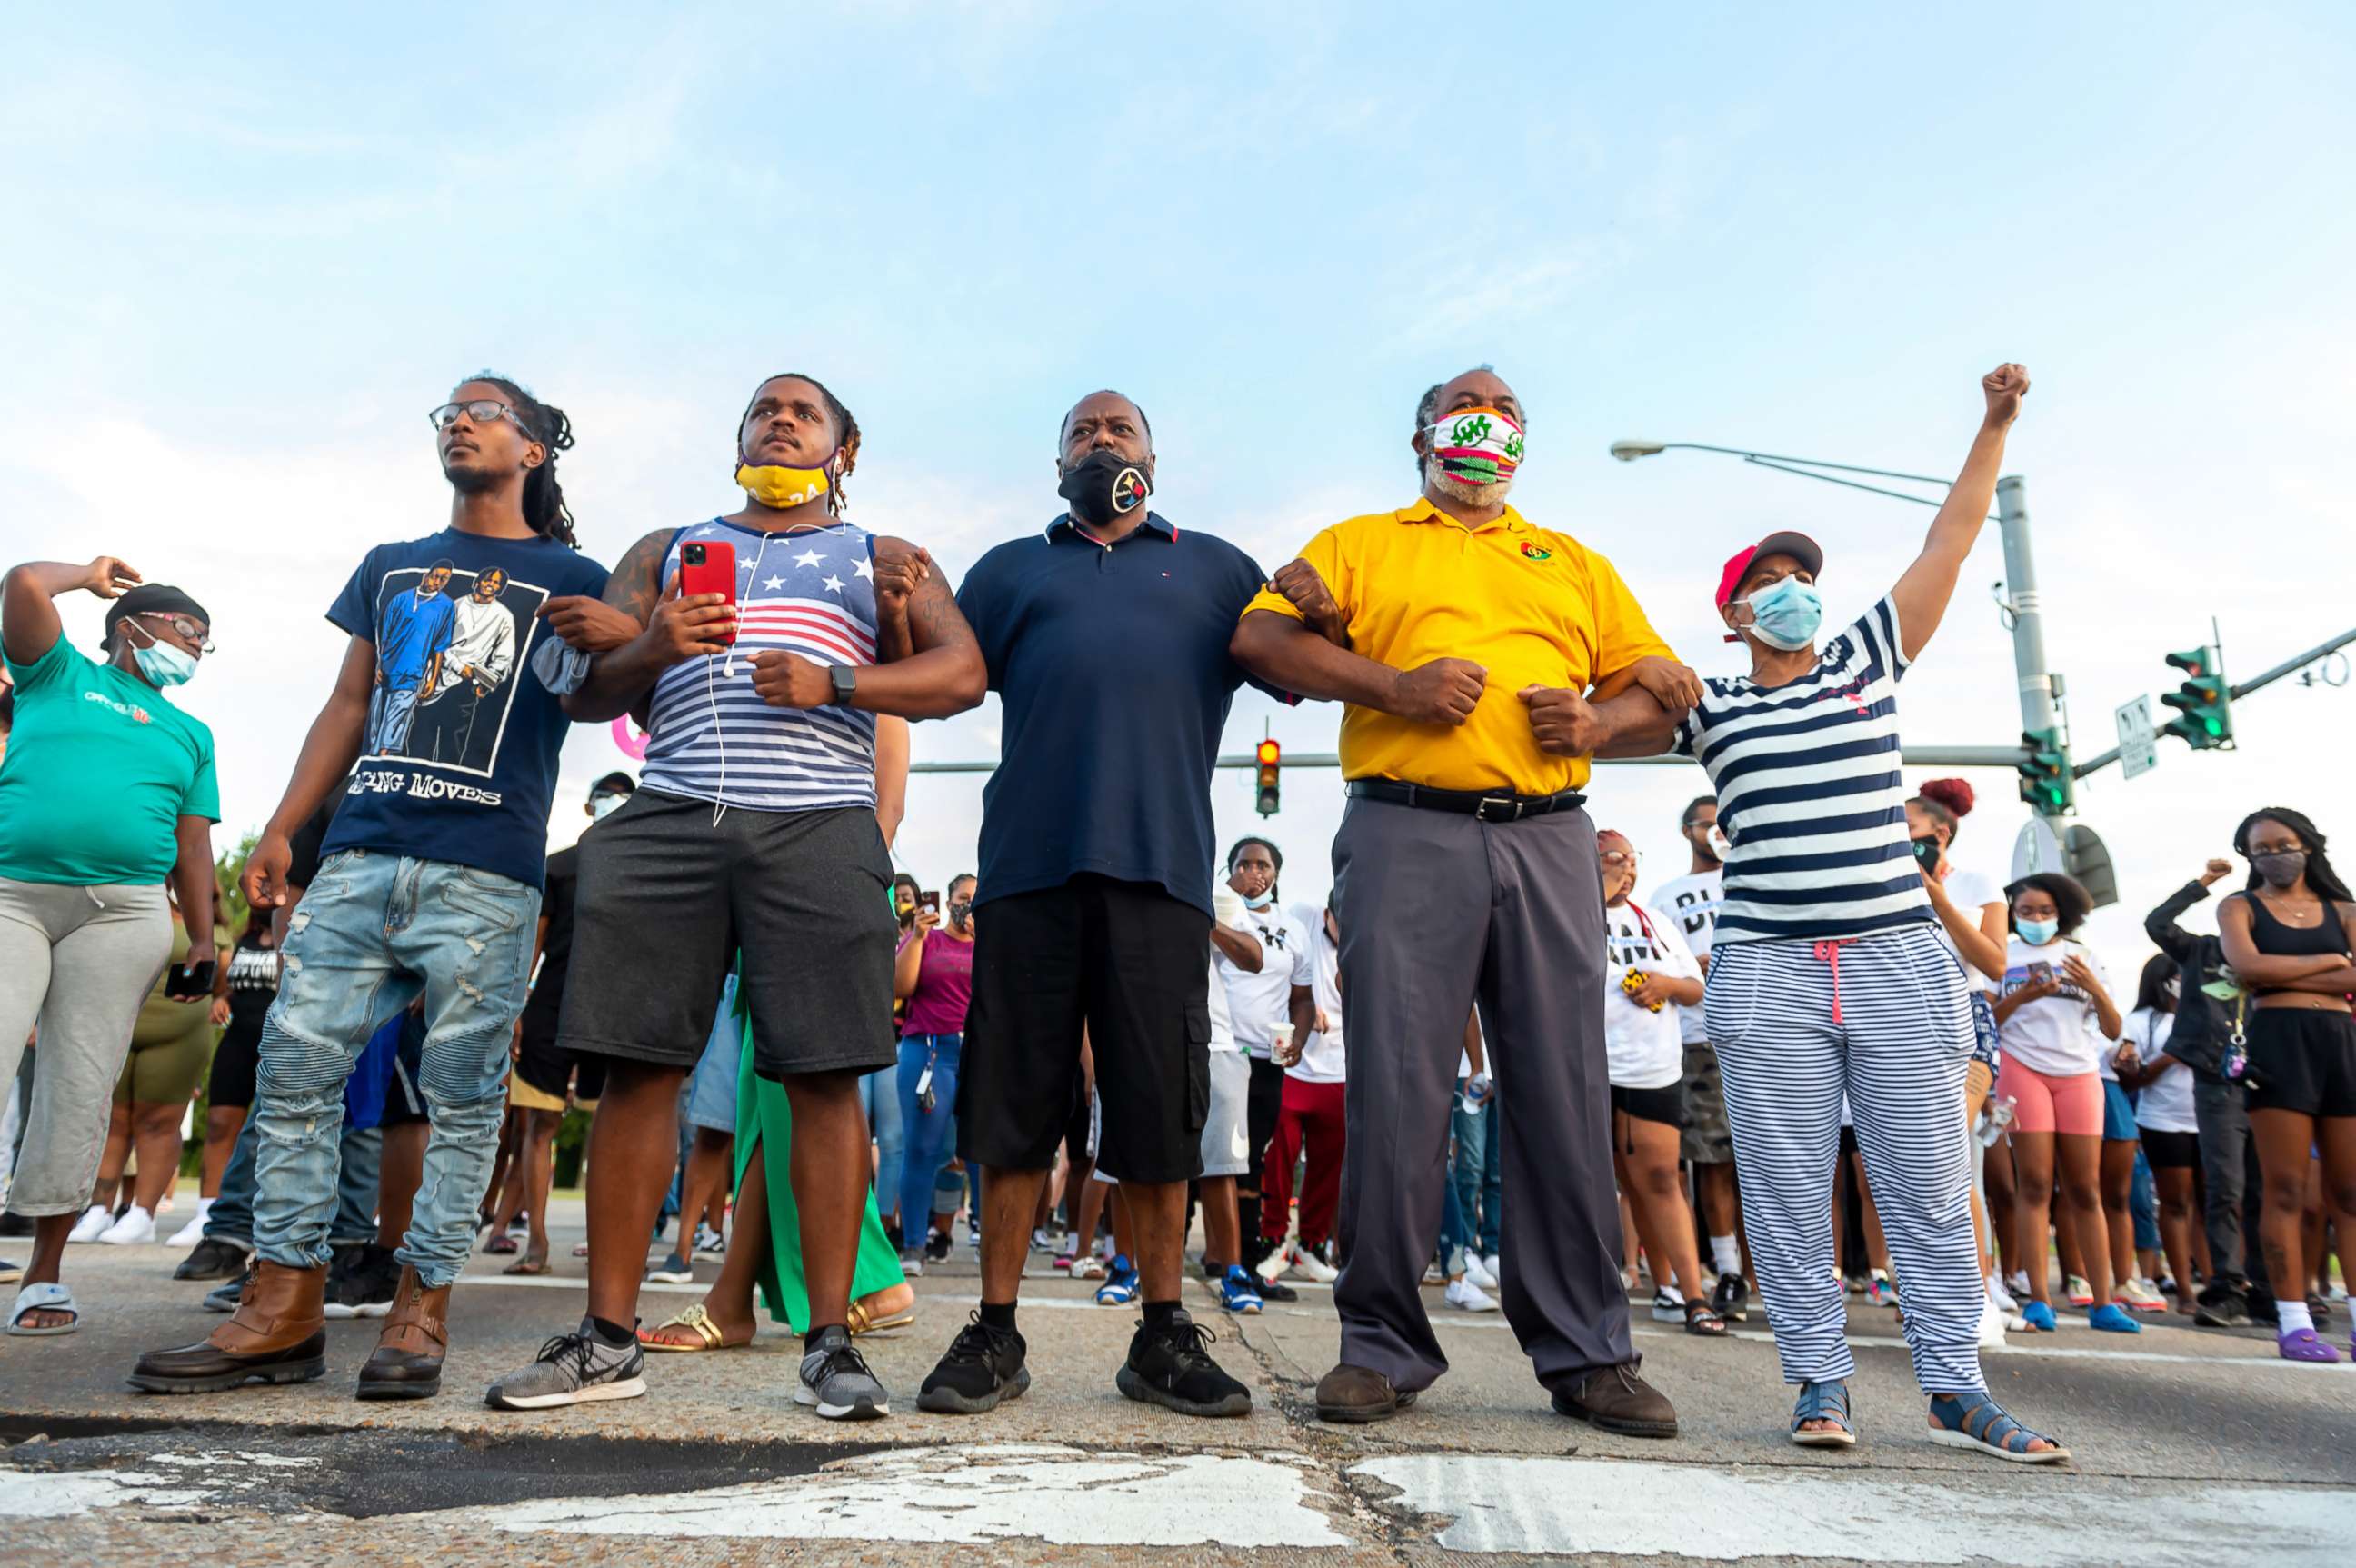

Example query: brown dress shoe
[357,1266,450,1400]
[128,1259,328,1394]
[1552,1363,1678,1438]
[1314,1362,1418,1423]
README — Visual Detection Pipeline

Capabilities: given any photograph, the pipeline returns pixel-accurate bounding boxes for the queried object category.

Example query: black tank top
[2239,892,2350,993]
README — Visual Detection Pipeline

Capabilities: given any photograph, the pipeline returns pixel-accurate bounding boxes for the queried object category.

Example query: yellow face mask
[734,460,833,510]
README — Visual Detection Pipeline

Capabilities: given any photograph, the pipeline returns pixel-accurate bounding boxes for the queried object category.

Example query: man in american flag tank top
[484,375,985,1420]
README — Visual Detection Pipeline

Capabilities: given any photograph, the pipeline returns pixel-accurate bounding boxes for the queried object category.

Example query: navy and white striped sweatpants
[1705,924,1984,1393]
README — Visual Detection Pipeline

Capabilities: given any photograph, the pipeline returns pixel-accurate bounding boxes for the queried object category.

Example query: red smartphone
[678,540,737,646]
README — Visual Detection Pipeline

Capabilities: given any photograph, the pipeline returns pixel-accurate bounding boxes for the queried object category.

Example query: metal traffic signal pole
[1995,477,2061,741]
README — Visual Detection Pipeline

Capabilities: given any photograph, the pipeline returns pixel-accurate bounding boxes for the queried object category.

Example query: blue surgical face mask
[1243,888,1275,910]
[2017,917,2060,946]
[1741,576,1823,651]
[126,623,197,689]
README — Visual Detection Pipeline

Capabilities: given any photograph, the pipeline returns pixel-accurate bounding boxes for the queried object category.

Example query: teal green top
[0,637,219,885]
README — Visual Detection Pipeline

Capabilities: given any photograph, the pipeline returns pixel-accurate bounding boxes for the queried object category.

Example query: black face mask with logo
[1057,449,1153,527]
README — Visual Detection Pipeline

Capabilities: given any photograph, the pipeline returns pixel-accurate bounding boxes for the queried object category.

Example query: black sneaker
[1116,1310,1251,1417]
[1257,1276,1300,1304]
[917,1313,1030,1413]
[324,1243,402,1320]
[174,1237,249,1283]
[1711,1272,1750,1323]
[2194,1289,2249,1328]
[924,1228,952,1264]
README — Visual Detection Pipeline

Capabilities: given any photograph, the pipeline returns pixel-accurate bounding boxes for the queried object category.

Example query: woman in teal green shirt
[1,556,221,1336]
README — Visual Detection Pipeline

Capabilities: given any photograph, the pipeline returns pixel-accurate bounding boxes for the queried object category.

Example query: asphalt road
[4,1196,2351,1565]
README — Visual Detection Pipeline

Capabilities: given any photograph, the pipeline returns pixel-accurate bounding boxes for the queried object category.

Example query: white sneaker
[1289,1243,1339,1284]
[165,1199,214,1250]
[2119,1277,2168,1312]
[1461,1253,1498,1292]
[1481,1253,1501,1284]
[99,1204,156,1245]
[1978,1294,2009,1350]
[1445,1277,1499,1313]
[2005,1269,2033,1302]
[66,1204,114,1243]
[1987,1274,2021,1313]
[1256,1245,1293,1285]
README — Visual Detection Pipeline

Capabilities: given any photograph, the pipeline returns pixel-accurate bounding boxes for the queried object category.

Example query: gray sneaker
[796,1325,890,1420]
[485,1322,647,1410]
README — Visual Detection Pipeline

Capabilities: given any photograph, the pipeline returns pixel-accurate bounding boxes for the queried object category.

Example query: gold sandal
[636,1303,749,1353]
[848,1296,916,1337]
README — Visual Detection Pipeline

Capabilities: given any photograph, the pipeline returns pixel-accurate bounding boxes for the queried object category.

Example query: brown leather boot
[1314,1362,1417,1423]
[128,1260,328,1394]
[356,1266,450,1401]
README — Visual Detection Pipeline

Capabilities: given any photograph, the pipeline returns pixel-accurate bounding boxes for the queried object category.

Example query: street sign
[2115,695,2158,781]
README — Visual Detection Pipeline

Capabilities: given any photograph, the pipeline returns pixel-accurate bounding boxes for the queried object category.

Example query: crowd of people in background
[2,356,2349,1471]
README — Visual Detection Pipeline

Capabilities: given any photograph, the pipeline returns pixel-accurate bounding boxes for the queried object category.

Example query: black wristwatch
[828,664,857,706]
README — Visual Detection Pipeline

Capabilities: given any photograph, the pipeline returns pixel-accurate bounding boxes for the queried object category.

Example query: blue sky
[5,3,2352,963]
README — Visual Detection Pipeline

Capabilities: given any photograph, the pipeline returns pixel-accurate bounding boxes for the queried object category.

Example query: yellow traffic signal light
[1254,739,1282,817]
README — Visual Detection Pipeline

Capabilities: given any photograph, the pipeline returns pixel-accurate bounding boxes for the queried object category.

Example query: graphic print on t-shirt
[363,562,542,774]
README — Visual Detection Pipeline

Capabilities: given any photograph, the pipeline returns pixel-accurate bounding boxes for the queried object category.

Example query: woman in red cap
[1613,365,2064,1462]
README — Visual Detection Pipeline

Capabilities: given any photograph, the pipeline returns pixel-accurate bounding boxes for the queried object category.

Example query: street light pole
[1995,475,2061,741]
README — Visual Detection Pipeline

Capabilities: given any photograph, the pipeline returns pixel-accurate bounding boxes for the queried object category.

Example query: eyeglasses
[1601,850,1641,867]
[428,400,531,435]
[139,613,215,654]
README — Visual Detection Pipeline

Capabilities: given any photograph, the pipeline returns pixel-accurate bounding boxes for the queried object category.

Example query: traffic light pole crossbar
[2071,622,2356,780]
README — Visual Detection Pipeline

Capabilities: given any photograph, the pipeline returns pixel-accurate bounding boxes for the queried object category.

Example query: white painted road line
[480,1443,1349,1548]
[1356,1453,2356,1563]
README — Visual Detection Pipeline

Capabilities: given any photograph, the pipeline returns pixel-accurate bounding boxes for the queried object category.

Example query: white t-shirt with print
[1603,900,1701,1091]
[1285,902,1344,1084]
[1996,935,2111,1077]
[1930,865,2003,981]
[1216,902,1311,1058]
[2126,1007,2197,1133]
[1649,866,1722,1045]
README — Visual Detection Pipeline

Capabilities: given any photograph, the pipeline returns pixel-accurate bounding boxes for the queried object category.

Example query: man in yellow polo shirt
[1232,365,1700,1434]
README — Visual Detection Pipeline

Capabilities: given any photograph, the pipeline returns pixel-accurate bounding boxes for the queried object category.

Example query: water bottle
[1977,1095,2017,1148]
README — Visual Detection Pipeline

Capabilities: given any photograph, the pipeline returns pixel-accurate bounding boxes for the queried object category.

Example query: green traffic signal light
[2161,644,2233,749]
[2014,727,2074,816]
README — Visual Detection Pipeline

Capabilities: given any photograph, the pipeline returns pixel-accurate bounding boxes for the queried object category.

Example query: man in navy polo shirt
[918,390,1274,1420]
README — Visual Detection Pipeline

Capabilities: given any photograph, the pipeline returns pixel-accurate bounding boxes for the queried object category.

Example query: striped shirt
[640,516,879,813]
[1672,594,1930,944]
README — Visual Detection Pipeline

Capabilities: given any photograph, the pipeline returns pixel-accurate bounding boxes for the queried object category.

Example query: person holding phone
[1995,872,2136,1335]
[895,874,977,1272]
[488,372,983,1421]
[1,561,219,1337]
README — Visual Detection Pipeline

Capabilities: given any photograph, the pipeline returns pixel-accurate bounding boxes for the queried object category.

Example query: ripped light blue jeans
[252,851,538,1288]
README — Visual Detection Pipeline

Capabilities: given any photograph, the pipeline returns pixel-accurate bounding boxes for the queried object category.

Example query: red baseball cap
[1713,530,1824,612]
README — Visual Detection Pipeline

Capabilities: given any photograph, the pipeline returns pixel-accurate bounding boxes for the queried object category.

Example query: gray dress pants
[1330,797,1629,1394]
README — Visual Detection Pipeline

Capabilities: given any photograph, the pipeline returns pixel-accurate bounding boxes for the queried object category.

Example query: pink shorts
[1997,1058,2103,1137]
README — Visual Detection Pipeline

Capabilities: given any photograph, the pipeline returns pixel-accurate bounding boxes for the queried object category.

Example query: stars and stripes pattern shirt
[640,516,880,813]
[1672,594,1932,944]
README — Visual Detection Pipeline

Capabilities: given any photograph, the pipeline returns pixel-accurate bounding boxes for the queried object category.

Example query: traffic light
[2016,727,2073,816]
[1254,739,1282,817]
[2161,645,2233,750]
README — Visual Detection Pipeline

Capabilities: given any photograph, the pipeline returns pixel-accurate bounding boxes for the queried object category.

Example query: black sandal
[1683,1299,1728,1337]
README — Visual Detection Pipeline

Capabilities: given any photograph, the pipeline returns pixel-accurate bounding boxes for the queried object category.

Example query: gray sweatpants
[1330,798,1628,1394]
[0,878,174,1216]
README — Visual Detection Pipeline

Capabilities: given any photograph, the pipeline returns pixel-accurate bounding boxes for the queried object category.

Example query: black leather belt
[1346,778,1587,822]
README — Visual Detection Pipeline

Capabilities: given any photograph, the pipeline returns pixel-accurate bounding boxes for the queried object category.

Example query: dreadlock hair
[467,373,578,547]
[740,374,863,517]
[2233,806,2355,904]
[1226,836,1283,875]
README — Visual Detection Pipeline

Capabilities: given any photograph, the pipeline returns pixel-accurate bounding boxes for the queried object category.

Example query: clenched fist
[1519,684,1606,756]
[1270,558,1346,643]
[749,649,834,709]
[873,540,933,619]
[1391,658,1485,725]
[1982,363,2031,428]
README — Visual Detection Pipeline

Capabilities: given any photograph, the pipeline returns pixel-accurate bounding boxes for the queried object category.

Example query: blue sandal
[1789,1379,1856,1447]
[1927,1391,2070,1464]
